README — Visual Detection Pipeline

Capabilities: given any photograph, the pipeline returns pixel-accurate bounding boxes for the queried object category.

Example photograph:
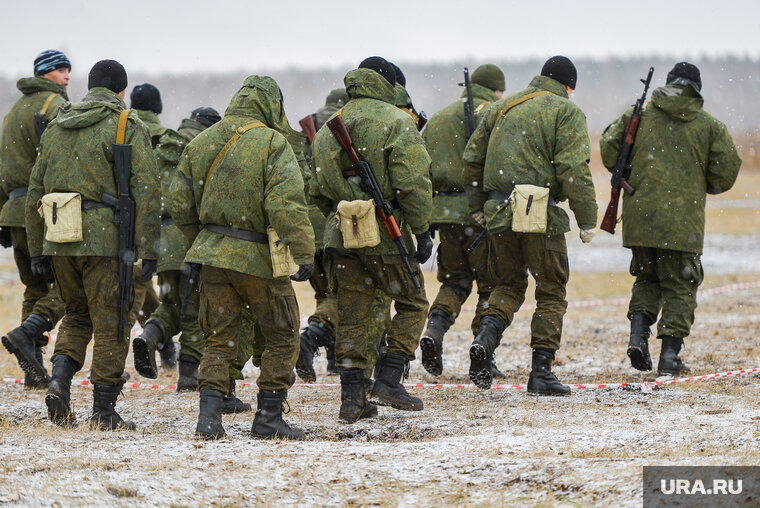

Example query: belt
[436,191,465,197]
[332,198,400,212]
[161,217,175,227]
[488,189,556,206]
[8,187,28,199]
[204,224,268,244]
[82,200,110,211]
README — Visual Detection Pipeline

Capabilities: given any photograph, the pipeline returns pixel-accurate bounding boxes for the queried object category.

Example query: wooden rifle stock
[600,187,621,234]
[299,114,318,143]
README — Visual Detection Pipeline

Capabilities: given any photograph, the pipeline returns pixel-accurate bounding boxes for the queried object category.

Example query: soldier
[463,56,597,393]
[132,107,221,393]
[0,50,70,387]
[601,62,741,375]
[420,64,507,378]
[27,59,160,428]
[389,62,426,130]
[168,75,314,440]
[310,56,433,423]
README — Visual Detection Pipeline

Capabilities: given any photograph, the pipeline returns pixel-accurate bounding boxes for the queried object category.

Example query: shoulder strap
[204,122,265,189]
[116,109,131,145]
[39,93,60,115]
[474,101,489,114]
[496,91,551,122]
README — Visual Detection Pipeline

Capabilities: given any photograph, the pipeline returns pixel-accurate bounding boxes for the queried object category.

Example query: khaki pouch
[336,199,381,249]
[38,192,83,243]
[267,226,299,278]
[510,184,549,233]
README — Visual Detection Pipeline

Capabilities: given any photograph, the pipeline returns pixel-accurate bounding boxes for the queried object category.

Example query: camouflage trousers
[430,223,493,334]
[628,247,704,339]
[131,274,159,327]
[198,265,299,393]
[50,256,129,386]
[149,269,204,361]
[331,252,428,372]
[484,231,569,351]
[230,305,261,380]
[9,227,64,346]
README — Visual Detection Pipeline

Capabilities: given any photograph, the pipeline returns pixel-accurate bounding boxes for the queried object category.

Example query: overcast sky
[2,0,758,77]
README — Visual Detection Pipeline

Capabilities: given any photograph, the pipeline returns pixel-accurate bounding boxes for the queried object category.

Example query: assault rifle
[600,67,654,234]
[459,67,476,140]
[326,115,422,292]
[299,114,318,143]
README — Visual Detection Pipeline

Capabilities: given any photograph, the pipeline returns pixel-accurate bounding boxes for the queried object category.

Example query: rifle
[459,67,476,140]
[299,114,318,144]
[326,115,422,292]
[600,67,654,234]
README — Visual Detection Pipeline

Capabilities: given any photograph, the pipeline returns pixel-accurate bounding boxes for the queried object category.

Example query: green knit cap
[471,64,505,92]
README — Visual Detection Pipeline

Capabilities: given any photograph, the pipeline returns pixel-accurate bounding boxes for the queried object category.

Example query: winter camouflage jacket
[310,68,432,256]
[26,87,160,259]
[600,85,741,254]
[155,117,207,272]
[135,109,167,149]
[0,77,68,227]
[463,75,597,235]
[424,83,501,225]
[167,75,314,279]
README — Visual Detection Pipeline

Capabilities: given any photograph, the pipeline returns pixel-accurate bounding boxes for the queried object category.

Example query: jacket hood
[394,83,413,108]
[651,85,704,122]
[55,87,125,130]
[135,109,161,127]
[344,68,397,105]
[16,76,69,100]
[178,117,206,133]
[460,82,501,103]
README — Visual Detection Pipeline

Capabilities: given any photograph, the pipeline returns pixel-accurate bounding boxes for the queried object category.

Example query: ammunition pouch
[38,192,83,243]
[336,199,381,249]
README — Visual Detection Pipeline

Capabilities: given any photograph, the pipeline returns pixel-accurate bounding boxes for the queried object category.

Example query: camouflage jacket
[26,87,160,259]
[310,68,432,256]
[600,85,741,253]
[167,76,314,279]
[463,75,597,234]
[155,117,206,272]
[0,77,68,227]
[135,109,167,149]
[424,83,500,225]
[395,84,423,125]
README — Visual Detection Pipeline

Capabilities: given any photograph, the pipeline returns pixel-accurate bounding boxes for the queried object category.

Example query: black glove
[414,231,434,264]
[140,259,157,282]
[290,263,314,282]
[0,228,11,248]
[31,256,53,279]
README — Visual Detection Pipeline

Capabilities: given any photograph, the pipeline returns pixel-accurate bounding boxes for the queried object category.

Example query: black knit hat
[666,62,702,91]
[191,107,222,128]
[87,60,128,93]
[359,56,396,87]
[130,83,162,114]
[541,55,577,90]
[389,62,406,87]
[34,50,71,76]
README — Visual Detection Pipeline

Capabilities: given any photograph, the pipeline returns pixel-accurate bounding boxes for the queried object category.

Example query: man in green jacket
[310,57,433,423]
[463,56,597,393]
[420,63,507,378]
[168,75,314,440]
[390,62,426,131]
[600,62,741,375]
[27,60,161,429]
[0,50,70,387]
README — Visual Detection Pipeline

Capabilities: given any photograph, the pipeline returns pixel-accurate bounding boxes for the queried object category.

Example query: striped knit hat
[34,50,71,76]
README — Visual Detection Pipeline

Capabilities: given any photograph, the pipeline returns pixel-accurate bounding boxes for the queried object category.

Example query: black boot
[159,337,178,370]
[371,353,423,411]
[325,340,339,375]
[132,319,164,379]
[195,389,226,440]
[373,334,388,380]
[420,309,452,376]
[25,345,49,389]
[362,379,378,419]
[251,390,305,440]
[469,316,504,389]
[490,359,507,380]
[295,321,332,383]
[527,348,570,396]
[89,384,136,430]
[627,313,653,371]
[176,354,200,393]
[45,355,78,426]
[658,336,690,376]
[2,314,51,384]
[221,378,252,414]
[339,369,368,423]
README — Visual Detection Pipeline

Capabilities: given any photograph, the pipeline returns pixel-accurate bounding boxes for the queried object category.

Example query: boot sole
[295,360,317,383]
[627,345,653,371]
[5,334,48,384]
[469,343,492,390]
[250,431,305,441]
[132,337,158,379]
[419,336,443,376]
[45,393,76,426]
[220,404,252,415]
[526,388,571,396]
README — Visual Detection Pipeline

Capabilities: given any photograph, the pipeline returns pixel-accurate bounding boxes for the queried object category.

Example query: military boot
[627,313,653,371]
[373,334,388,380]
[25,345,49,389]
[527,348,570,395]
[339,369,377,423]
[45,355,78,426]
[221,378,252,414]
[468,316,504,389]
[132,319,164,379]
[295,321,332,382]
[657,336,690,376]
[325,340,339,375]
[251,390,305,440]
[420,309,452,377]
[176,354,200,393]
[371,353,423,411]
[2,313,52,384]
[195,389,226,440]
[159,338,178,370]
[490,360,507,380]
[89,384,136,430]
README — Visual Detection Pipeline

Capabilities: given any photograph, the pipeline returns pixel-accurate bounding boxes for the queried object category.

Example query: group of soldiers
[0,50,741,440]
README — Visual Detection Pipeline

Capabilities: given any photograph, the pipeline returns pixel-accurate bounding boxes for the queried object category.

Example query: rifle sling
[204,122,265,190]
[39,93,60,116]
[116,109,131,145]
[496,91,551,122]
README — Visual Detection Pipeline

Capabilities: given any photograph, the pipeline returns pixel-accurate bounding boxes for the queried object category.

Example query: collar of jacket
[394,83,413,108]
[16,76,69,100]
[344,68,396,105]
[460,82,501,103]
[528,75,569,98]
[135,109,161,127]
[83,87,127,108]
